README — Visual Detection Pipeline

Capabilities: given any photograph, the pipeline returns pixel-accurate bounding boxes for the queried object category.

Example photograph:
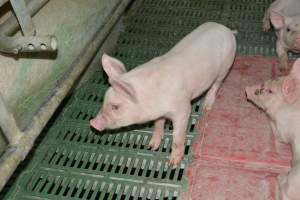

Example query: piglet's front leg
[262,9,271,32]
[278,161,300,200]
[168,105,191,168]
[149,118,166,151]
[276,41,290,74]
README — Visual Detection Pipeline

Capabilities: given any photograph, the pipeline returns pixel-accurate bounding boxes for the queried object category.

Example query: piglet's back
[121,22,236,101]
[271,0,300,17]
[166,22,235,57]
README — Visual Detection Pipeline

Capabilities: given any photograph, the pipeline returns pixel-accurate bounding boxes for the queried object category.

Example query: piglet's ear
[102,54,127,82]
[270,10,287,29]
[282,77,298,104]
[111,79,137,103]
[290,58,300,79]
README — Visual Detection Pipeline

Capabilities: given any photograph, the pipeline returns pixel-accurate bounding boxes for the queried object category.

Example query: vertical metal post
[0,93,22,145]
[10,0,36,36]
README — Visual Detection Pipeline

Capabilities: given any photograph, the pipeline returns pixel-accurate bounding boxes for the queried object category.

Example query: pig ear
[111,79,137,103]
[290,59,300,79]
[270,10,287,29]
[102,54,127,81]
[282,77,298,103]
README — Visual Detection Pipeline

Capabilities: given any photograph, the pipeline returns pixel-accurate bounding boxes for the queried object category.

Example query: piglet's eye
[112,105,119,110]
[287,27,291,32]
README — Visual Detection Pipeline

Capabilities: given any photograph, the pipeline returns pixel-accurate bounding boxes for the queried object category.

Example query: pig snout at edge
[90,115,107,131]
[245,86,255,100]
[245,85,261,101]
[295,37,300,49]
[245,58,300,200]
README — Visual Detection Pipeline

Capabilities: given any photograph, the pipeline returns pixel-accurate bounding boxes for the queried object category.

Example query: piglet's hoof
[278,67,291,76]
[168,149,184,168]
[168,157,182,169]
[277,60,292,76]
[262,24,270,32]
[202,106,212,115]
[148,134,162,151]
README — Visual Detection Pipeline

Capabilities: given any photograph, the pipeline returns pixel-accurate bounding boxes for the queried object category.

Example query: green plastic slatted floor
[2,0,299,199]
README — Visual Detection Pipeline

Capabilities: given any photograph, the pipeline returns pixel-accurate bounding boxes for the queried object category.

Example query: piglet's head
[90,54,141,131]
[270,10,300,51]
[245,59,300,114]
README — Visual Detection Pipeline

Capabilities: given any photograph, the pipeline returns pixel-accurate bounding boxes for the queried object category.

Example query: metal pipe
[0,0,49,36]
[0,35,56,53]
[0,93,22,145]
[0,0,57,54]
[0,0,131,191]
[0,0,8,7]
[10,0,36,36]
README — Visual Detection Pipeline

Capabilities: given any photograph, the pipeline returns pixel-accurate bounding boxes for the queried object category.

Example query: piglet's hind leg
[203,80,223,113]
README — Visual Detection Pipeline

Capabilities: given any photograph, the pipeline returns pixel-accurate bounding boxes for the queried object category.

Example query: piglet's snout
[245,86,258,99]
[90,115,107,131]
[245,86,252,98]
[296,37,300,48]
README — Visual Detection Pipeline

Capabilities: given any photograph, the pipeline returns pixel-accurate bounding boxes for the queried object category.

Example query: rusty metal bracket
[0,92,22,145]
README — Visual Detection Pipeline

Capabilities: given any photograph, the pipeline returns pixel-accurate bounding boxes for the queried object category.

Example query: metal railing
[0,0,131,191]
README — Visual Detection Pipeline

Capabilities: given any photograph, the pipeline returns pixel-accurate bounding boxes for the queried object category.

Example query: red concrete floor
[184,56,293,200]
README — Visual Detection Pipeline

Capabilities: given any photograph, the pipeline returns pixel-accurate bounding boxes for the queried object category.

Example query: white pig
[262,0,300,71]
[245,59,300,200]
[90,22,236,167]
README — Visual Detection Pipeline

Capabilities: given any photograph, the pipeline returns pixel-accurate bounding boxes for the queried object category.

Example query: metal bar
[0,0,56,54]
[0,34,56,53]
[0,93,22,145]
[0,0,8,7]
[0,0,48,36]
[10,0,36,36]
[0,0,131,191]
